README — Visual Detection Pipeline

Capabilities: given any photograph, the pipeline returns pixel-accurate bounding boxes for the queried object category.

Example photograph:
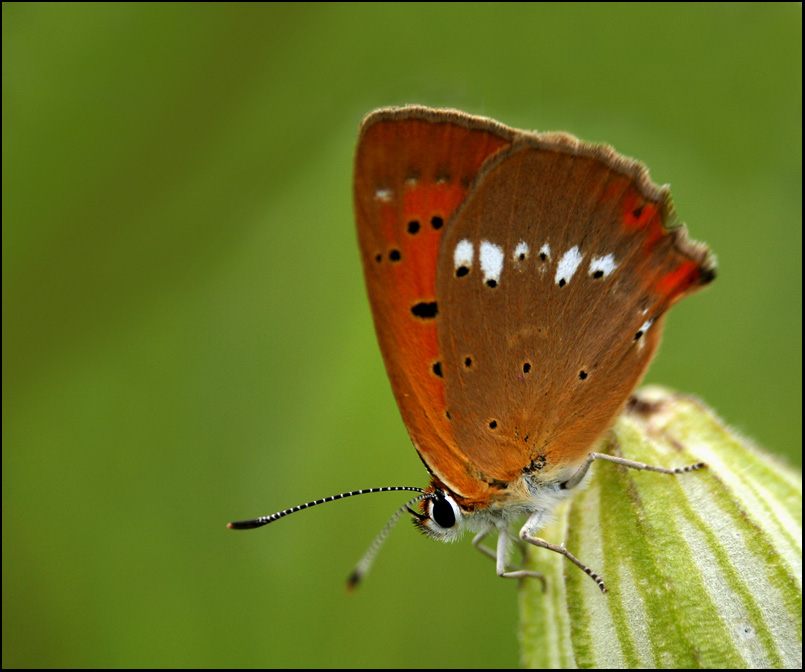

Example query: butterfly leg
[473,529,516,568]
[472,529,529,569]
[471,530,498,562]
[562,451,706,491]
[480,527,547,588]
[518,511,607,593]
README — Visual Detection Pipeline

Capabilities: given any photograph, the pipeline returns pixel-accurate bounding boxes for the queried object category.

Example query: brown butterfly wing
[436,135,715,486]
[353,107,514,500]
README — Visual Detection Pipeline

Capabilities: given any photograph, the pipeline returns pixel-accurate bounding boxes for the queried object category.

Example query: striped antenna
[346,492,432,591]
[227,486,426,530]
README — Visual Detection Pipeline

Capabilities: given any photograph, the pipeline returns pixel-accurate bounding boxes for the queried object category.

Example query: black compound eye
[431,494,456,529]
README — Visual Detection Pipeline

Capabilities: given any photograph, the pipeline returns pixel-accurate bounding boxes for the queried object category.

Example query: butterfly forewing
[353,107,514,499]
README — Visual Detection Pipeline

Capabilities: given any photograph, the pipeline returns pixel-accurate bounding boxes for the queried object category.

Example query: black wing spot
[411,302,438,319]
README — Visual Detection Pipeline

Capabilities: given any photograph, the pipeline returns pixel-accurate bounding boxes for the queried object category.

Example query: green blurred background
[3,3,800,668]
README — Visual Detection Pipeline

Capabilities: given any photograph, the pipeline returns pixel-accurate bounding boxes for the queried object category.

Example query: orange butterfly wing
[435,137,715,485]
[354,108,714,504]
[353,107,513,501]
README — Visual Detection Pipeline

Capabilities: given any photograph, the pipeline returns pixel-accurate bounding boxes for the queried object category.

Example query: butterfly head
[409,485,467,542]
[407,477,525,543]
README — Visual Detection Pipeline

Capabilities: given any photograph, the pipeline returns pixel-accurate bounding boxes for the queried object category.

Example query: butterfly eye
[430,493,457,529]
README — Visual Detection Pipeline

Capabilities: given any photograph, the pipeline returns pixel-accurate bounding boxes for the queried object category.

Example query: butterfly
[230,106,715,593]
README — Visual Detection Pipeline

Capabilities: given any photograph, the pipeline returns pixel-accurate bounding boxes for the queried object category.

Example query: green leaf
[519,386,802,669]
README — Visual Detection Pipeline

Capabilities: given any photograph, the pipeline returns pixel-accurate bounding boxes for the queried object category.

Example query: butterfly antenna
[346,492,432,592]
[227,487,425,530]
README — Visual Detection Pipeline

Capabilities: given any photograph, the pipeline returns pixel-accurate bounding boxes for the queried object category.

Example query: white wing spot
[480,241,504,287]
[589,254,618,278]
[454,240,474,272]
[635,318,654,349]
[514,241,530,261]
[555,246,583,286]
[374,189,393,203]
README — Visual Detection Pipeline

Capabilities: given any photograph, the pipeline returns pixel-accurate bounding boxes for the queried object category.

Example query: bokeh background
[3,3,800,668]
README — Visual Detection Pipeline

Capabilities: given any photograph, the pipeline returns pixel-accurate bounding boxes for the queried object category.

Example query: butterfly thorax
[412,466,582,543]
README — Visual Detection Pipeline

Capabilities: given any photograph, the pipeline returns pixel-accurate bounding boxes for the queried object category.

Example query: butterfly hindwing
[436,136,714,485]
